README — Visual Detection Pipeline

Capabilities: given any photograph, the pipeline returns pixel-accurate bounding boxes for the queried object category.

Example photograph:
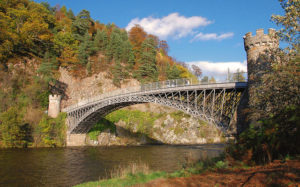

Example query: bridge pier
[66,133,87,146]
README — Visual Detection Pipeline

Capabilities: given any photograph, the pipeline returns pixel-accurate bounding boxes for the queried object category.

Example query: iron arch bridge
[62,79,247,135]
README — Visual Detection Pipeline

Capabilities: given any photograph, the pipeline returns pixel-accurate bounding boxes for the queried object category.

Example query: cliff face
[59,68,140,108]
[59,69,224,146]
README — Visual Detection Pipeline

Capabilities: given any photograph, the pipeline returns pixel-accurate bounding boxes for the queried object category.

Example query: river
[0,144,224,187]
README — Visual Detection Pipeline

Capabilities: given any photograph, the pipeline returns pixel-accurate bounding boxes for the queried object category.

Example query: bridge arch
[63,81,247,135]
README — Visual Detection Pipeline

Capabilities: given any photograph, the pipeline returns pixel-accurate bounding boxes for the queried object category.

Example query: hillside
[0,0,205,148]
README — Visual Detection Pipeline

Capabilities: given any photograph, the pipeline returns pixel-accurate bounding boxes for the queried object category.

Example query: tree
[0,107,29,148]
[191,65,202,79]
[209,76,216,83]
[166,63,181,79]
[106,28,122,61]
[66,9,75,20]
[271,0,300,48]
[136,37,158,82]
[128,25,147,61]
[159,40,169,55]
[72,10,91,39]
[112,60,123,87]
[37,51,58,83]
[227,0,300,164]
[231,69,246,82]
[94,29,108,52]
[77,32,95,64]
[201,76,209,83]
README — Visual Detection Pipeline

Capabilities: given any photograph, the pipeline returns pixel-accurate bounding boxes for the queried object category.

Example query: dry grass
[108,161,151,179]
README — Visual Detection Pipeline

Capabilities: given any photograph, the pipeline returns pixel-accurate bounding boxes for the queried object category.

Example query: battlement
[49,94,62,101]
[48,94,62,118]
[244,28,278,51]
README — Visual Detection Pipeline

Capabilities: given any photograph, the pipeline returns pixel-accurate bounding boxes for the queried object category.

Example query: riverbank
[142,159,300,187]
[76,158,300,187]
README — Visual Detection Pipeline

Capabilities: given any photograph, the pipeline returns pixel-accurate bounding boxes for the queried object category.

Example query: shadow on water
[0,144,224,187]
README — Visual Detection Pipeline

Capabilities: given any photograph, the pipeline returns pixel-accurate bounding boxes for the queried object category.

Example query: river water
[0,144,224,187]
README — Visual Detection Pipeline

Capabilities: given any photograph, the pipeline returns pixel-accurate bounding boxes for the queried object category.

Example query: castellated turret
[244,28,278,60]
[244,28,279,84]
[48,94,62,118]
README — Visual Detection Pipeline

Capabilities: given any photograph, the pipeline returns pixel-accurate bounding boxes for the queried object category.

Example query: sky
[35,0,284,80]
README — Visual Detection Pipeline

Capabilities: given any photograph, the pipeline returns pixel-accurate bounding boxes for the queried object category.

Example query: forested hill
[0,0,196,148]
[0,0,195,84]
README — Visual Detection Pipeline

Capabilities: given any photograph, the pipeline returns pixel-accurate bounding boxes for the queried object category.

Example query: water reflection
[0,144,224,187]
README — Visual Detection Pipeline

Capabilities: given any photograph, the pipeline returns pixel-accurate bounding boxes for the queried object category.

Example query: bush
[227,105,300,164]
[35,113,67,147]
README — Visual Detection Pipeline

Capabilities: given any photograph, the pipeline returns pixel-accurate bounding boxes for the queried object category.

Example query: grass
[75,161,167,187]
[74,154,227,187]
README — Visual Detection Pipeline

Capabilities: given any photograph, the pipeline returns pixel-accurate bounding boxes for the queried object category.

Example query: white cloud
[126,13,212,39]
[192,32,234,41]
[188,60,247,81]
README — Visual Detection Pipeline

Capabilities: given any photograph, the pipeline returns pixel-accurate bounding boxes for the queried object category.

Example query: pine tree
[112,60,123,87]
[72,10,91,39]
[106,29,122,62]
[137,38,158,82]
[94,29,108,52]
[166,64,181,79]
[77,32,94,64]
[37,52,58,83]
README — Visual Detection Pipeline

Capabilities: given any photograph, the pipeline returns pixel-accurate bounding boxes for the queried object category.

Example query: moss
[173,125,184,135]
[170,111,190,122]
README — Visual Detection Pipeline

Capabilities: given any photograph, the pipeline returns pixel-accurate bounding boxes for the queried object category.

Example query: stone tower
[243,28,279,105]
[244,28,279,85]
[48,94,62,118]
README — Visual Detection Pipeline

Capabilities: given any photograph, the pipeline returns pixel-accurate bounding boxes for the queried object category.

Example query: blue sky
[35,0,284,79]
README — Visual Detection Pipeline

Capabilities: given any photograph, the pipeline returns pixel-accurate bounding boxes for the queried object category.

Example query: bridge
[62,79,247,135]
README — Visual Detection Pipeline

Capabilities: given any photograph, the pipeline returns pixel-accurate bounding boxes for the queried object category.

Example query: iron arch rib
[63,81,247,135]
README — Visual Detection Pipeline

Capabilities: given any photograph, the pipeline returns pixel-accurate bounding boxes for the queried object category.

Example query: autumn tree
[271,0,299,48]
[159,40,169,55]
[128,25,147,62]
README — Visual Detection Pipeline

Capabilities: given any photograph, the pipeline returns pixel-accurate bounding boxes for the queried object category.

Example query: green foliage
[112,60,124,87]
[88,118,116,140]
[35,112,67,147]
[215,161,228,169]
[94,29,108,52]
[37,51,58,83]
[227,105,300,164]
[77,32,95,64]
[166,63,181,80]
[0,107,32,148]
[75,171,167,187]
[72,9,91,38]
[136,38,158,83]
[201,76,209,83]
[271,0,300,48]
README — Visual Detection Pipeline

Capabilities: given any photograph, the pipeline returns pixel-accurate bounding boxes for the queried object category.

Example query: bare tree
[191,64,202,79]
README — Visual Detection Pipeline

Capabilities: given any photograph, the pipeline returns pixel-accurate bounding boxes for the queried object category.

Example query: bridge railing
[63,76,247,112]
